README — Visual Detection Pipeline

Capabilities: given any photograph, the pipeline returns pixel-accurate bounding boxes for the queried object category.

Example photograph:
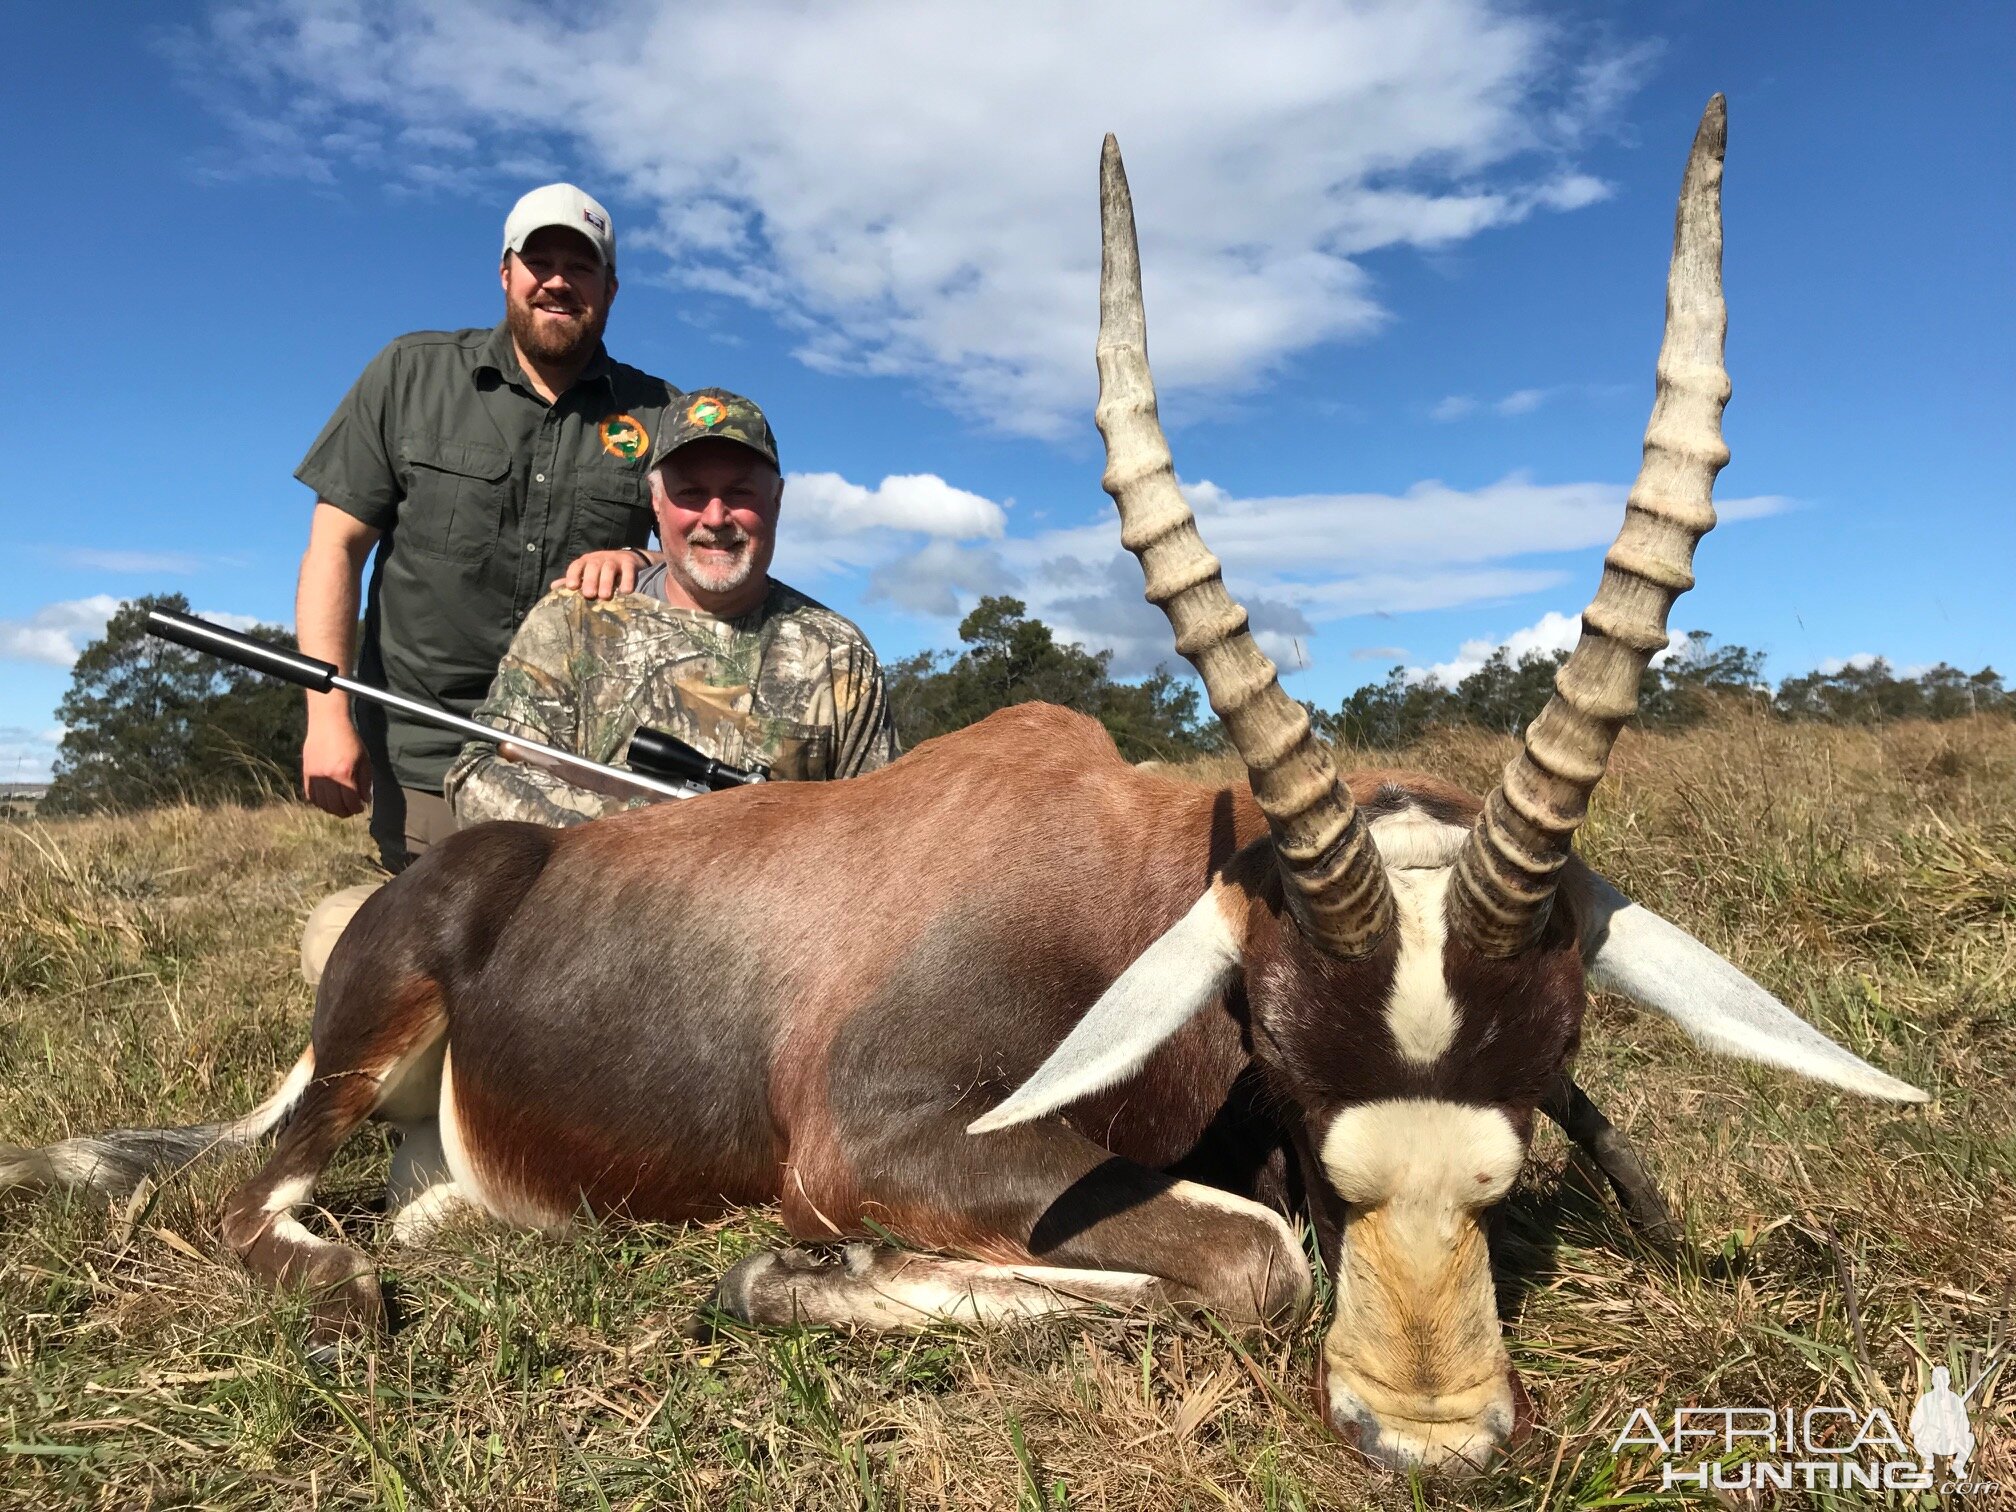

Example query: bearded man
[444,389,898,828]
[293,183,676,873]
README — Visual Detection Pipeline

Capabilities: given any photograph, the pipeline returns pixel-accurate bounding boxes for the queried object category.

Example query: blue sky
[2,1,2010,784]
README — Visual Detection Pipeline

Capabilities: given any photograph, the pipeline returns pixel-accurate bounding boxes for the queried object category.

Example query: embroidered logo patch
[582,207,609,234]
[686,396,727,429]
[597,413,647,461]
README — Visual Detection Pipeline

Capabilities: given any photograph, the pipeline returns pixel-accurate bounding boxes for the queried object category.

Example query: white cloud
[1808,652,1936,679]
[1432,385,1563,420]
[0,726,63,787]
[769,470,1008,586]
[785,471,1004,542]
[0,596,124,667]
[859,473,1790,677]
[1422,609,1583,684]
[1420,606,1697,686]
[0,598,269,669]
[177,0,1645,434]
[57,548,206,574]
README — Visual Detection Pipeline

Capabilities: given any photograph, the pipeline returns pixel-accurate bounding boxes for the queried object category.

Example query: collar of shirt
[636,561,781,628]
[476,321,614,401]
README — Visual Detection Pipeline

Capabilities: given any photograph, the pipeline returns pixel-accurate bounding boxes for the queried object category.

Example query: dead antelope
[2,98,1926,1475]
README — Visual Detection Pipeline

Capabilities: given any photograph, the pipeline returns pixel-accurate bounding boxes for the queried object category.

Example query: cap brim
[648,435,778,471]
[505,223,611,266]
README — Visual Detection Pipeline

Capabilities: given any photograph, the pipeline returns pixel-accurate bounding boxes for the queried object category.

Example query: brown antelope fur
[216,706,1341,1328]
[192,704,1590,1370]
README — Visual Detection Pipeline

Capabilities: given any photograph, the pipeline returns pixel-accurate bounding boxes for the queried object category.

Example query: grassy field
[2,711,2011,1510]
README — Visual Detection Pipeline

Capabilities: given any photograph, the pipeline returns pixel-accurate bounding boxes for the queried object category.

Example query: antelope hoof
[708,1244,836,1326]
[302,1264,385,1357]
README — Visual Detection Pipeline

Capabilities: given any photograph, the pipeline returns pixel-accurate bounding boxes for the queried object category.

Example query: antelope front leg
[1541,1076,1680,1244]
[712,1117,1312,1331]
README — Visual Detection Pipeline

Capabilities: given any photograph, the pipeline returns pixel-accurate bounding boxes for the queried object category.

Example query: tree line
[1321,634,2011,749]
[38,592,2010,814]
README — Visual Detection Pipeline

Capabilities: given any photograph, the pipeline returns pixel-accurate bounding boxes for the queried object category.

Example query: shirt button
[526,543,537,553]
[535,473,546,482]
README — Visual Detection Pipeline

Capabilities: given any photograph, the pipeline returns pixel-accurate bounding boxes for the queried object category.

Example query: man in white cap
[293,183,676,876]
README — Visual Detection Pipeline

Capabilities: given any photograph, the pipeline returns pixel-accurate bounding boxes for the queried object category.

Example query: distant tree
[1450,647,1569,735]
[1638,630,1770,726]
[1323,630,1789,750]
[44,593,305,814]
[1321,666,1457,750]
[1322,646,1568,749]
[886,595,1219,762]
[1323,626,2006,751]
[1775,658,2009,723]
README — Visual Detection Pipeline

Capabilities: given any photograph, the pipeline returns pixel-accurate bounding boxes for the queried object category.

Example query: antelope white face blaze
[1381,867,1460,1064]
[1368,813,1467,1065]
[1318,1099,1528,1472]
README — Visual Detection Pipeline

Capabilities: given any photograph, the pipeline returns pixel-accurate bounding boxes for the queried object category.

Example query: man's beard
[674,526,756,596]
[505,290,607,367]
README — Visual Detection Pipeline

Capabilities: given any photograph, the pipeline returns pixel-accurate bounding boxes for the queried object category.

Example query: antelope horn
[1450,96,1732,956]
[1094,135,1394,957]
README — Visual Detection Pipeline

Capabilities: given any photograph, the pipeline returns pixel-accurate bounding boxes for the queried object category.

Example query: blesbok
[3,98,1926,1474]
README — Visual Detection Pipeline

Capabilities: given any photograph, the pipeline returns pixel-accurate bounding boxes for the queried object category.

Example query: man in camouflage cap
[443,388,900,828]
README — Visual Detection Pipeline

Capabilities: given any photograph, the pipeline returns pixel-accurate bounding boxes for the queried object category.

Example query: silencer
[146,608,340,691]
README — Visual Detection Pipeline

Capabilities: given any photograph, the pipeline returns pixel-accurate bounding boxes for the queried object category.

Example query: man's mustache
[688,528,750,551]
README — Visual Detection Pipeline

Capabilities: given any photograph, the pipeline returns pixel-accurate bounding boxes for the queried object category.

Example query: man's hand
[556,548,654,601]
[296,502,381,818]
[303,718,373,817]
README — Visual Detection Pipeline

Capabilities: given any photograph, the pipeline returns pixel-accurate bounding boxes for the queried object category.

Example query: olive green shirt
[296,324,676,789]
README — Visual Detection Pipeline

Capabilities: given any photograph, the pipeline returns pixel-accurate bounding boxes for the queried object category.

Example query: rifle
[145,608,764,803]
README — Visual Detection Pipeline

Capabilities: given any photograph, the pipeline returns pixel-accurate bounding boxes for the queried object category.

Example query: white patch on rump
[1320,1099,1525,1209]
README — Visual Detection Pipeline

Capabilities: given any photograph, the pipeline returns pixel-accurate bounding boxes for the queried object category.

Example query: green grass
[2,711,2011,1509]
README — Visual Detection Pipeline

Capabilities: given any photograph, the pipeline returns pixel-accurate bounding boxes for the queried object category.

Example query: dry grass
[2,711,2011,1509]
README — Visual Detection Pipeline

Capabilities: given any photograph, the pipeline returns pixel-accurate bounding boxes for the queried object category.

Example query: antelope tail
[0,1048,314,1201]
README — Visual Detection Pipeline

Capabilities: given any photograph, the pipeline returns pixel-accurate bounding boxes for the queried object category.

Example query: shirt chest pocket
[398,436,512,561]
[750,716,833,783]
[568,469,652,558]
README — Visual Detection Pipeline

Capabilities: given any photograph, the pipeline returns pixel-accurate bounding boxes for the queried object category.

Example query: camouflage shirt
[444,569,899,827]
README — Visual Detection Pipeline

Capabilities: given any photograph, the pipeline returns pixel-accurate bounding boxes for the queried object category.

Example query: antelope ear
[1565,865,1929,1103]
[966,881,1245,1135]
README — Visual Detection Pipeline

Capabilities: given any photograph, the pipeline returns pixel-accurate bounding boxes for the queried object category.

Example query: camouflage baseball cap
[648,389,779,470]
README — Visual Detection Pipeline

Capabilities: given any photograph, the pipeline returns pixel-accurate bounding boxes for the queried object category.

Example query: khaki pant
[300,786,459,988]
[369,785,460,875]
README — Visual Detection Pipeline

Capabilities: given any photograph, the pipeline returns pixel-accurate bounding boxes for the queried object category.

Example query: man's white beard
[675,531,755,596]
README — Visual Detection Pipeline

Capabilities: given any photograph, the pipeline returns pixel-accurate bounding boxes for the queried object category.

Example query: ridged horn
[1450,96,1732,956]
[1094,135,1393,957]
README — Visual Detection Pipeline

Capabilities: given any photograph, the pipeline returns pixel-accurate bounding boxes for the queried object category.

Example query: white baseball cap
[502,183,616,270]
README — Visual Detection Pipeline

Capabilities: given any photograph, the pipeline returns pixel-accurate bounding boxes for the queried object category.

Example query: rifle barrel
[145,608,703,803]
